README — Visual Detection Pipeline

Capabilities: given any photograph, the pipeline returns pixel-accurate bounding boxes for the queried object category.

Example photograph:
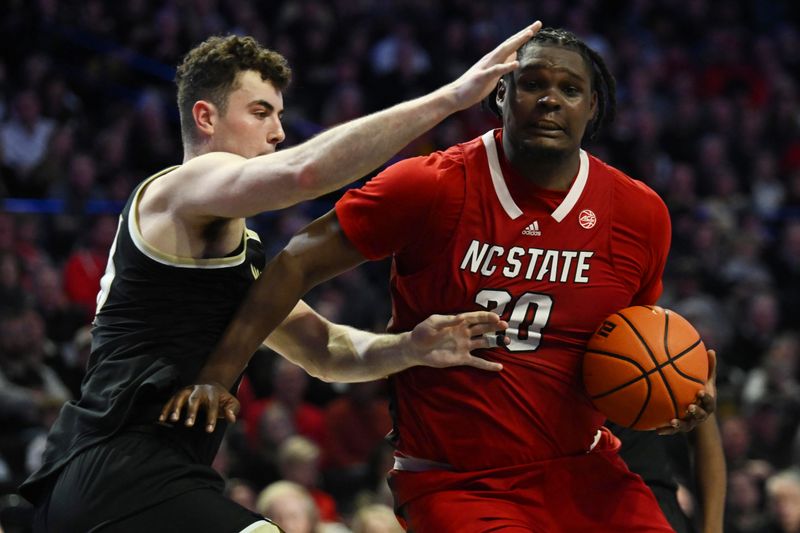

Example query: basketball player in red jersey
[165,28,720,531]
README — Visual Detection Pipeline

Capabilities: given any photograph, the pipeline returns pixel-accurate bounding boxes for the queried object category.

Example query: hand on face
[444,21,542,111]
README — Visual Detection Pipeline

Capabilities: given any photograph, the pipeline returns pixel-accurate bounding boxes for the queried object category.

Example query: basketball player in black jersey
[610,414,726,533]
[18,26,542,532]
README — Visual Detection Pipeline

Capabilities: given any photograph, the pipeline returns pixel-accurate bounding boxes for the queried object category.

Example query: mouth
[524,121,565,138]
[529,120,563,132]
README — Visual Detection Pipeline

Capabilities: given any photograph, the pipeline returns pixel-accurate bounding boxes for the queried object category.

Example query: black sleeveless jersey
[21,167,267,499]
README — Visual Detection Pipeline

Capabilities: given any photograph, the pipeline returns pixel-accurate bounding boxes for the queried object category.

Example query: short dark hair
[175,35,292,145]
[486,27,617,141]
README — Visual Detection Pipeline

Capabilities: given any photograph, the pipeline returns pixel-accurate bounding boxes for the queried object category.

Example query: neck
[502,135,581,191]
[182,138,213,163]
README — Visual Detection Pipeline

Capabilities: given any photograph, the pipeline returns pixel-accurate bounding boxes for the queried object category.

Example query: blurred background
[0,1,799,532]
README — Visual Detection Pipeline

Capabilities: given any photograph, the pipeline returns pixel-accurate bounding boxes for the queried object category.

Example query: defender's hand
[158,382,240,433]
[657,349,717,435]
[445,21,542,110]
[409,311,509,372]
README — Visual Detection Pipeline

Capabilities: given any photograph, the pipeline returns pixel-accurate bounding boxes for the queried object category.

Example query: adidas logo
[522,220,541,236]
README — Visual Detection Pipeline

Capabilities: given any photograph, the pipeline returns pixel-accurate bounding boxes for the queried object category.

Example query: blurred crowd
[1,0,799,532]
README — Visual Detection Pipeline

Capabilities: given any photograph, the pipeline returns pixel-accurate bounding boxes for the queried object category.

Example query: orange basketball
[582,305,708,430]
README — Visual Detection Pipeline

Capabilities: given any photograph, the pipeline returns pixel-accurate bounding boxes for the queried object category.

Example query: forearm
[318,325,418,382]
[238,89,456,210]
[693,414,726,533]
[196,251,309,389]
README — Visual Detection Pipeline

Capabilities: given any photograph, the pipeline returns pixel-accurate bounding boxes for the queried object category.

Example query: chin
[520,139,571,160]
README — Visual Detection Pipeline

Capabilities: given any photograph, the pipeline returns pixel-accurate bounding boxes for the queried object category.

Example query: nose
[537,92,560,108]
[268,117,285,145]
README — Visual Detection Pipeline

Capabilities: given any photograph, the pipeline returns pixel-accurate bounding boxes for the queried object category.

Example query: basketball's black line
[617,310,680,419]
[586,344,703,398]
[586,349,651,399]
[666,338,706,385]
[629,384,650,428]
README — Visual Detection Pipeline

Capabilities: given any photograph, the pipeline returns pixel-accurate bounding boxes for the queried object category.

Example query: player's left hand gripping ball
[657,349,717,435]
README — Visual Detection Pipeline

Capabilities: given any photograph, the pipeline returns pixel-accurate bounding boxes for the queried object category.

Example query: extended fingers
[468,320,508,338]
[224,403,239,424]
[696,390,716,415]
[205,395,220,433]
[489,21,542,62]
[707,349,717,380]
[464,355,503,372]
[159,388,191,423]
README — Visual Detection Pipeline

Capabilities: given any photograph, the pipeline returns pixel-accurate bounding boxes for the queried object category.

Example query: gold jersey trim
[129,166,254,269]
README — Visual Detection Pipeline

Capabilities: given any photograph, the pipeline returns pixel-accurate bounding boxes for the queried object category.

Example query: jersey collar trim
[480,130,589,223]
[129,167,250,269]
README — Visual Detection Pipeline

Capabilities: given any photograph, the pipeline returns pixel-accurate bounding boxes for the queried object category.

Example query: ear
[192,100,217,138]
[495,78,508,115]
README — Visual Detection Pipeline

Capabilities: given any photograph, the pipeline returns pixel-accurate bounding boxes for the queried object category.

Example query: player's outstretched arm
[267,301,507,382]
[168,22,542,219]
[159,212,508,431]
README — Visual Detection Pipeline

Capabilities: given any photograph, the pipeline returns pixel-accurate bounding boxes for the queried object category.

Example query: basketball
[582,305,709,430]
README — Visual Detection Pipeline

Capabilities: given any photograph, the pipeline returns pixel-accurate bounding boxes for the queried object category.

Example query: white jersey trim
[393,454,454,472]
[481,130,523,220]
[480,130,590,223]
[552,149,589,223]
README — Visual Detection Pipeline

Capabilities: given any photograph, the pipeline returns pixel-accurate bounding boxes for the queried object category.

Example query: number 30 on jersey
[474,290,553,352]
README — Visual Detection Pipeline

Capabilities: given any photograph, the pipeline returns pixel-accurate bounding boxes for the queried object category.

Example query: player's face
[211,70,285,158]
[496,44,597,158]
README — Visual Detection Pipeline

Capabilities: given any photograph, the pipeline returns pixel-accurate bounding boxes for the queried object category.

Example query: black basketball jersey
[21,167,267,501]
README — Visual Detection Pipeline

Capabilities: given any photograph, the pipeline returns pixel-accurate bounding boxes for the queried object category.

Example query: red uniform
[336,130,674,532]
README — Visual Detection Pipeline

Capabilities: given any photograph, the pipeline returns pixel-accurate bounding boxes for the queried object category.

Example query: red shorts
[390,428,674,533]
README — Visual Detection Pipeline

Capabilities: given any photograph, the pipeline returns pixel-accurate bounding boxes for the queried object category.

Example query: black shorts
[32,428,265,533]
[649,484,696,533]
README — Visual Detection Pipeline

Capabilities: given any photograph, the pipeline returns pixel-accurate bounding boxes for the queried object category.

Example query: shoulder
[378,143,467,184]
[591,155,669,227]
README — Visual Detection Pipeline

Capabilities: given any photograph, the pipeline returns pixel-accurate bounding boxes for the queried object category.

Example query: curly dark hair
[486,27,616,141]
[175,35,292,145]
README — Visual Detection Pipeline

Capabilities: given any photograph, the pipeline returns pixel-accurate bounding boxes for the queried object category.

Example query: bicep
[170,151,316,219]
[282,210,369,286]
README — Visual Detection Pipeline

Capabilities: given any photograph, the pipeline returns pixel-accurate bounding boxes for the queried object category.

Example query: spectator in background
[765,468,800,533]
[350,504,403,533]
[0,91,55,196]
[0,308,72,483]
[323,380,391,506]
[0,252,27,314]
[62,214,115,318]
[244,358,326,450]
[725,467,770,533]
[30,264,86,350]
[277,435,339,523]
[224,478,259,514]
[257,481,319,533]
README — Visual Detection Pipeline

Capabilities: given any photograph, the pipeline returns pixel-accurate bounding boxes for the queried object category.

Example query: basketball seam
[617,309,678,424]
[585,345,703,398]
[584,347,652,428]
[662,311,680,418]
[665,338,705,385]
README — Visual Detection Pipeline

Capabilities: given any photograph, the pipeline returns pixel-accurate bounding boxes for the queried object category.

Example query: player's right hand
[444,20,542,110]
[158,382,240,433]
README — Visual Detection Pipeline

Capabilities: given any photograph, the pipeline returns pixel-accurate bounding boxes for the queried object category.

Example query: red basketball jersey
[336,129,671,471]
